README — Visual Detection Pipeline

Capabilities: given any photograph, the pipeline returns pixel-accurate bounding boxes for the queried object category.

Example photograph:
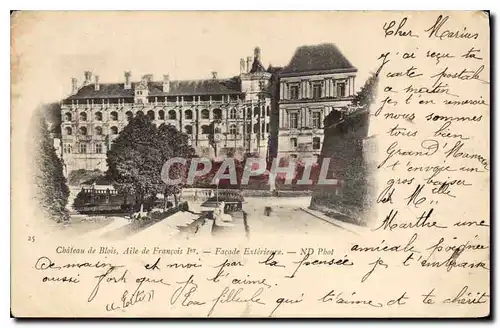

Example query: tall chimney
[94,75,100,91]
[163,74,170,93]
[212,71,218,79]
[254,46,261,61]
[246,56,252,73]
[124,71,132,89]
[240,58,245,74]
[71,78,78,95]
[83,70,92,86]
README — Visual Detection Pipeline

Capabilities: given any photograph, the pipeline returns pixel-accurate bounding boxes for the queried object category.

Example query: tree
[352,72,379,108]
[324,73,379,127]
[29,108,70,222]
[106,113,164,210]
[107,113,195,212]
[156,123,195,207]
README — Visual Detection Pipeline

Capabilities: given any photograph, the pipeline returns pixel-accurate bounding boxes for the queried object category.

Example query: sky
[12,11,388,105]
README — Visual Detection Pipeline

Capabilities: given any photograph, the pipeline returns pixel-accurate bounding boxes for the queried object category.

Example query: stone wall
[309,108,372,226]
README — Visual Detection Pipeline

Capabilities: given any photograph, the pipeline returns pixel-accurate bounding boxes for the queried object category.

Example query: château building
[58,43,357,173]
[277,43,357,160]
[60,47,272,171]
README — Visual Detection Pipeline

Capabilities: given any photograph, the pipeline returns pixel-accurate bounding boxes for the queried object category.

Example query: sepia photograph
[25,12,378,242]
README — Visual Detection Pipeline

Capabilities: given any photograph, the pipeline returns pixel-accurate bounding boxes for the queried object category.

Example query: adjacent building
[59,43,357,173]
[277,44,357,160]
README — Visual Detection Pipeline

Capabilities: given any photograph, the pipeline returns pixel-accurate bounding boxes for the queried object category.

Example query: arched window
[201,125,210,134]
[110,126,118,135]
[64,112,72,122]
[185,125,193,135]
[253,123,259,133]
[125,111,133,121]
[95,126,103,135]
[230,108,237,119]
[266,106,270,116]
[158,110,165,120]
[201,109,210,119]
[266,123,269,133]
[94,111,102,121]
[146,110,154,120]
[79,112,87,121]
[261,122,265,133]
[313,137,321,150]
[246,124,251,133]
[185,110,193,120]
[79,126,87,135]
[213,108,222,120]
[110,111,118,121]
[247,108,252,118]
[254,107,259,117]
[136,110,144,116]
[65,127,72,135]
[168,110,176,120]
[229,124,237,135]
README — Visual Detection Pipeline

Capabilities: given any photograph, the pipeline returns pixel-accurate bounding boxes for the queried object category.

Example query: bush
[179,201,189,212]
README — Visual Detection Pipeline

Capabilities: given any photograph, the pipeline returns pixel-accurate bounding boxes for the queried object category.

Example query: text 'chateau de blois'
[58,44,358,172]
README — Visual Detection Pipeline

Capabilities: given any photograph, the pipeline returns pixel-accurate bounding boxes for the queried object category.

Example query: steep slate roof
[68,83,134,99]
[267,65,283,74]
[67,77,242,100]
[279,43,357,76]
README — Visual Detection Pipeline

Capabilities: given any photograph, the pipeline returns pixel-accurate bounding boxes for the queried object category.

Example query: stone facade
[60,47,272,172]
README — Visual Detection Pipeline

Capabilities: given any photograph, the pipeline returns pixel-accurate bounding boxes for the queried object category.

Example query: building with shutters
[277,43,358,160]
[60,47,273,172]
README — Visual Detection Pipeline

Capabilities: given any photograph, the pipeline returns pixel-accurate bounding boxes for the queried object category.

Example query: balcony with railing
[63,99,243,111]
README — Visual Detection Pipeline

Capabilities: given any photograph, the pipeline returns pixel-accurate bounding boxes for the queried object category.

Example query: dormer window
[337,82,346,97]
[135,81,149,104]
[289,85,299,100]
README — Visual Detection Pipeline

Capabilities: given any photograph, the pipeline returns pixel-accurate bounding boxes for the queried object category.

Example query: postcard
[11,11,490,318]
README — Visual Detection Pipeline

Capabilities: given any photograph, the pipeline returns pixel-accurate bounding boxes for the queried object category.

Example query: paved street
[241,196,346,237]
